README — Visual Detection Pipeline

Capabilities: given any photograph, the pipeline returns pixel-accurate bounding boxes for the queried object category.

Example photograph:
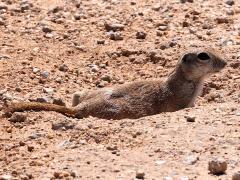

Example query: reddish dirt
[0,0,240,179]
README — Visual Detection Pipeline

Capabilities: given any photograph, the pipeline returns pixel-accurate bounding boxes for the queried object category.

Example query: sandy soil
[0,0,240,179]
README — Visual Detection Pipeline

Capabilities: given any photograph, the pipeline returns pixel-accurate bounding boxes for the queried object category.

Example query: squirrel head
[179,49,227,80]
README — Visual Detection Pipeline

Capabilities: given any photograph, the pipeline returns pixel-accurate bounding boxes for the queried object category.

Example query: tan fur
[3,48,227,120]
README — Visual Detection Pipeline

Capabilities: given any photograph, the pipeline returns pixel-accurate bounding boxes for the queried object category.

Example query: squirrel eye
[197,52,210,61]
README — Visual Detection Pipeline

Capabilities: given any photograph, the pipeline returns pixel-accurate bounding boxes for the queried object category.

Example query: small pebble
[43,88,54,94]
[0,4,8,10]
[0,17,5,26]
[74,14,81,20]
[45,33,54,38]
[101,75,111,83]
[104,22,124,31]
[184,155,199,165]
[158,25,168,31]
[15,87,22,92]
[42,27,52,33]
[108,31,123,40]
[152,4,161,11]
[59,64,68,72]
[91,65,99,72]
[136,31,147,39]
[35,97,50,103]
[33,67,40,73]
[41,71,49,78]
[208,158,227,175]
[136,169,145,179]
[185,116,196,122]
[225,0,234,6]
[226,9,234,15]
[9,112,27,123]
[97,40,105,44]
[27,145,34,152]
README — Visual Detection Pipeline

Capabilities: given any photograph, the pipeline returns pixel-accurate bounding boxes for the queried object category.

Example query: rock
[44,33,54,38]
[0,4,8,10]
[75,45,85,51]
[136,169,145,179]
[43,88,54,94]
[32,67,40,73]
[226,9,234,15]
[53,98,66,106]
[184,155,199,165]
[106,145,117,151]
[220,39,234,46]
[35,97,50,103]
[19,141,25,146]
[41,71,49,78]
[90,65,99,72]
[0,174,12,180]
[59,64,69,72]
[57,140,70,148]
[53,172,61,178]
[2,93,13,101]
[96,81,108,88]
[104,22,124,31]
[101,74,111,83]
[50,6,63,13]
[15,87,22,92]
[27,145,34,152]
[74,14,81,20]
[70,171,76,178]
[28,133,43,139]
[136,31,147,39]
[52,121,75,130]
[108,31,123,40]
[42,26,52,33]
[158,25,168,31]
[55,77,63,83]
[97,40,105,44]
[152,4,161,11]
[225,0,234,6]
[182,21,189,27]
[232,171,240,180]
[208,158,227,175]
[148,51,162,64]
[215,17,229,24]
[156,30,163,36]
[185,116,196,122]
[20,1,33,12]
[155,160,166,165]
[202,22,213,29]
[9,112,27,123]
[0,17,5,26]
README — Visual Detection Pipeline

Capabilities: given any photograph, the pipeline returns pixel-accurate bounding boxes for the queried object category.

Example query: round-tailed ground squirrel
[3,48,227,120]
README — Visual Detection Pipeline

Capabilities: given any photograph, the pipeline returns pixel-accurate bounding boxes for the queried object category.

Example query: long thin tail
[3,102,78,118]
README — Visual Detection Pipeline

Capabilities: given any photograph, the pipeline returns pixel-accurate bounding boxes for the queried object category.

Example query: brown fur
[3,48,227,120]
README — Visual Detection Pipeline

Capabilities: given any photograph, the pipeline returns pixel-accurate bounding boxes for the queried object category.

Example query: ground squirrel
[3,48,227,120]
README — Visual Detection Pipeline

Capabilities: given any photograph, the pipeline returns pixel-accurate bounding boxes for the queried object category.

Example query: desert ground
[0,0,240,179]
